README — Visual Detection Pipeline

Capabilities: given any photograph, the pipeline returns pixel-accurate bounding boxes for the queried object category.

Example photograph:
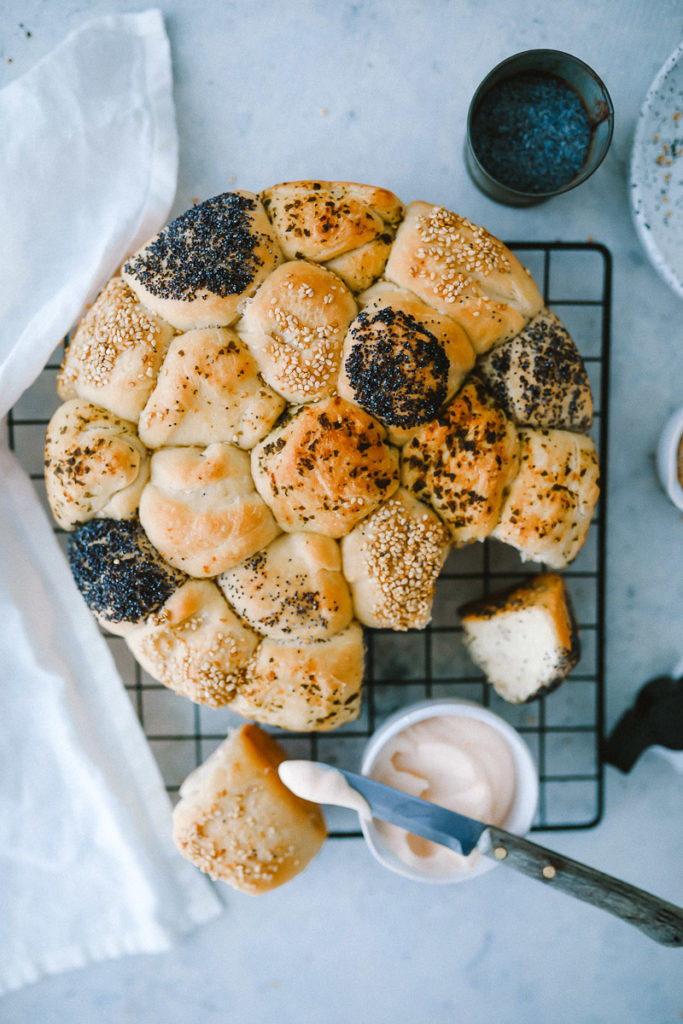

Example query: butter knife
[279,761,683,947]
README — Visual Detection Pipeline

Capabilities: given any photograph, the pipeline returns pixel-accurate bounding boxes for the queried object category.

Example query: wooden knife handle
[484,825,683,947]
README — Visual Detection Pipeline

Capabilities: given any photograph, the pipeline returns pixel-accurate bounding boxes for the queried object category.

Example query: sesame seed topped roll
[125,580,258,707]
[337,281,475,444]
[173,724,326,893]
[45,398,150,531]
[401,378,519,547]
[251,396,400,537]
[385,201,542,353]
[58,277,176,422]
[218,532,352,641]
[138,326,285,449]
[122,192,283,331]
[139,442,280,577]
[238,260,357,404]
[342,489,450,631]
[491,428,600,569]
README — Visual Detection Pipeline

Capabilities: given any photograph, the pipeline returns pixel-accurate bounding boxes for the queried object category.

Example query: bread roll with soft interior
[138,326,285,449]
[125,580,258,707]
[218,532,352,641]
[401,378,519,546]
[58,277,176,422]
[492,428,600,568]
[238,260,357,404]
[67,517,187,636]
[122,192,283,331]
[230,622,364,731]
[173,724,326,894]
[45,398,150,530]
[251,395,399,537]
[342,489,450,630]
[337,281,475,445]
[459,572,581,703]
[139,442,280,577]
[385,201,542,353]
[477,309,593,431]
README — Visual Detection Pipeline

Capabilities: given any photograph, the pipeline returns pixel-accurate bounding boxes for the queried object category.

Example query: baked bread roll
[238,260,357,403]
[492,428,600,568]
[260,180,403,290]
[218,532,352,641]
[401,378,519,546]
[337,282,475,445]
[385,201,542,353]
[173,724,326,894]
[67,517,187,636]
[57,277,176,422]
[251,395,399,537]
[230,622,364,731]
[125,580,258,706]
[477,309,593,431]
[459,572,581,703]
[45,398,150,530]
[341,489,450,630]
[122,192,283,331]
[139,442,280,577]
[138,326,285,449]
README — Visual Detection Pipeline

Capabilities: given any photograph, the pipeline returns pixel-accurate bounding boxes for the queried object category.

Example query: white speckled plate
[630,41,683,299]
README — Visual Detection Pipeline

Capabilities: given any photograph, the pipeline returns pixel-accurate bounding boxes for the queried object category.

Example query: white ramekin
[360,699,539,884]
[656,406,683,512]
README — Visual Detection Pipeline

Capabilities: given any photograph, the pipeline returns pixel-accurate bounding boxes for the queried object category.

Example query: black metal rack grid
[7,240,611,839]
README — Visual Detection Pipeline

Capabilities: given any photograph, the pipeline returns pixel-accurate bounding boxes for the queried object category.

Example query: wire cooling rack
[7,240,611,838]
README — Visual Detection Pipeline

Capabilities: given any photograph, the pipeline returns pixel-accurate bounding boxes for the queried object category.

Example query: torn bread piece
[459,572,580,703]
[173,724,326,894]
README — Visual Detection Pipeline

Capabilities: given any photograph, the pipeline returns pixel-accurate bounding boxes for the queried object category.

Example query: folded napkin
[0,11,222,996]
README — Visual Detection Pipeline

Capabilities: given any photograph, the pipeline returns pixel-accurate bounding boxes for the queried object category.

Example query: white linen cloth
[0,11,222,996]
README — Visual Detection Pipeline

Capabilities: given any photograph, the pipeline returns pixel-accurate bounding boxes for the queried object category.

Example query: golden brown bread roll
[125,579,258,706]
[137,326,285,449]
[139,442,280,577]
[122,192,283,331]
[491,428,600,569]
[341,489,450,630]
[218,532,352,641]
[337,281,475,445]
[57,277,176,422]
[238,260,357,403]
[260,180,403,290]
[401,378,519,546]
[459,572,581,703]
[476,309,593,431]
[251,395,400,537]
[230,622,364,731]
[173,724,326,893]
[45,398,150,530]
[384,201,542,353]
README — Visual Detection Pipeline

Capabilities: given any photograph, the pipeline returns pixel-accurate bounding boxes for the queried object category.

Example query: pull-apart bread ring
[45,180,600,740]
[45,398,150,530]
